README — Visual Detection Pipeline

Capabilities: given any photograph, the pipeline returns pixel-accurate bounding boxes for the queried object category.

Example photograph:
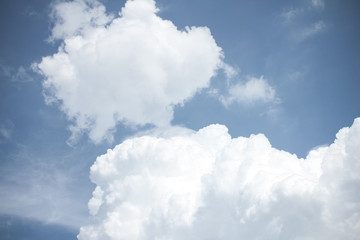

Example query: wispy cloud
[311,0,325,8]
[281,8,302,23]
[0,64,34,83]
[11,66,34,83]
[0,120,14,141]
[0,63,12,78]
[281,0,325,23]
[0,145,90,229]
[296,20,326,42]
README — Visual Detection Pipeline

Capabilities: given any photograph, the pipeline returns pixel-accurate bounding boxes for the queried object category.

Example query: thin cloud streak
[296,20,326,42]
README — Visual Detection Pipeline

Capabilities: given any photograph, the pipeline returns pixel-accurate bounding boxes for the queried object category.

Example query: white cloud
[220,76,277,106]
[219,61,238,79]
[0,148,89,229]
[49,0,112,41]
[311,0,325,8]
[35,0,223,144]
[12,66,34,82]
[287,71,302,82]
[281,8,302,23]
[0,64,34,83]
[281,1,325,41]
[0,120,14,141]
[78,118,360,240]
[297,20,326,41]
[0,63,12,77]
[281,0,324,24]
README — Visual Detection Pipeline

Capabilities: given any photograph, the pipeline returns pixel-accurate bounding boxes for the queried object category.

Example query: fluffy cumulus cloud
[220,76,276,107]
[78,118,360,240]
[49,0,112,41]
[35,0,223,143]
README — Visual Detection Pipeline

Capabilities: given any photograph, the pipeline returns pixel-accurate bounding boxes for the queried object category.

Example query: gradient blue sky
[0,0,359,239]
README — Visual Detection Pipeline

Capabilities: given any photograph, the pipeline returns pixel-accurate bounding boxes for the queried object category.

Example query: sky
[0,0,359,239]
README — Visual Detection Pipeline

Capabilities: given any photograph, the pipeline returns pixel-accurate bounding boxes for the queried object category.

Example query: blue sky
[0,0,359,239]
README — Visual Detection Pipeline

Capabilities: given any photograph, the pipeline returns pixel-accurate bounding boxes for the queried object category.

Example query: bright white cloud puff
[220,76,276,106]
[36,0,223,144]
[78,118,360,240]
[49,0,112,41]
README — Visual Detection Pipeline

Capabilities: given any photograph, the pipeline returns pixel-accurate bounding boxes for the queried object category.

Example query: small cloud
[219,62,238,80]
[287,71,302,82]
[296,20,326,42]
[0,64,34,83]
[220,76,277,107]
[281,8,302,23]
[11,66,34,83]
[281,0,324,24]
[24,6,38,17]
[280,1,325,40]
[0,63,12,78]
[311,0,325,8]
[0,127,12,140]
[0,120,14,141]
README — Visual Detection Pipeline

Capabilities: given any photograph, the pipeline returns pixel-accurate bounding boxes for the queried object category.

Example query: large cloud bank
[78,118,360,240]
[35,0,223,143]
